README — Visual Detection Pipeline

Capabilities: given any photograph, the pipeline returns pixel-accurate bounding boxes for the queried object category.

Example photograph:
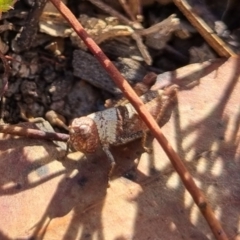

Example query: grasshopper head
[69,117,100,153]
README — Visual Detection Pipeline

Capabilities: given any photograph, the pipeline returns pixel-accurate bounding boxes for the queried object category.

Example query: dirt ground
[0,0,239,239]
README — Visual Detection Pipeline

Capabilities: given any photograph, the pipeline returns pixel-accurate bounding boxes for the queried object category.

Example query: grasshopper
[69,84,178,175]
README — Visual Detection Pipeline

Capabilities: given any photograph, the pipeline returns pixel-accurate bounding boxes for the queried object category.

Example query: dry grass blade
[118,0,137,22]
[49,0,229,239]
[173,0,237,57]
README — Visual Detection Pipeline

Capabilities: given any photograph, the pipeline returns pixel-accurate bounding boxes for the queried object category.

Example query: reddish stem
[49,1,228,239]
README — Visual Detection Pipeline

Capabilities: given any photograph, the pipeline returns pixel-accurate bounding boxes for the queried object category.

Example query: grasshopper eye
[79,124,91,136]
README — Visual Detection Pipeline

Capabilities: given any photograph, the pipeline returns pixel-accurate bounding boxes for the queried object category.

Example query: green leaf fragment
[0,0,17,12]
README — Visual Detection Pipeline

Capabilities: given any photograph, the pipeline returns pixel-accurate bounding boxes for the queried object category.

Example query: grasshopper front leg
[102,144,116,180]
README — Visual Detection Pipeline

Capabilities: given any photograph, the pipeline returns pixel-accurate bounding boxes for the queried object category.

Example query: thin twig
[49,1,228,239]
[118,0,137,22]
[127,0,142,20]
[131,32,152,65]
[88,0,135,27]
[0,124,69,142]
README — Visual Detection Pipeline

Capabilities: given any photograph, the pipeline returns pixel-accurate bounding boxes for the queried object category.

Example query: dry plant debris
[173,0,237,57]
[0,57,239,239]
[0,0,240,239]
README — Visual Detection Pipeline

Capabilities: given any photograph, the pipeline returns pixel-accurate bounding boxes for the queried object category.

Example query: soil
[0,1,240,239]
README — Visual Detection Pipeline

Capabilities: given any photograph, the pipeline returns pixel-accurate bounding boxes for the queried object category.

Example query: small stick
[88,0,135,27]
[0,124,69,142]
[118,0,137,22]
[131,32,152,65]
